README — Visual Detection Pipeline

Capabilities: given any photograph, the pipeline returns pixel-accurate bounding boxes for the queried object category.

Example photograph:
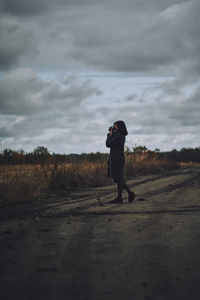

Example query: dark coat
[106,131,125,183]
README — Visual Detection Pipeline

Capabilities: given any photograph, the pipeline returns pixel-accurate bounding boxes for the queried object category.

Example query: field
[0,152,177,202]
[0,164,200,300]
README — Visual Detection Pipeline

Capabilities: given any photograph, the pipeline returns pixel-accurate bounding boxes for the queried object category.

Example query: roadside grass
[178,161,200,167]
[0,154,178,203]
[125,152,177,175]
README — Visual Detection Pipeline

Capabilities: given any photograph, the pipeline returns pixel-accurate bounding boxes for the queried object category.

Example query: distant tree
[2,149,14,164]
[0,145,200,165]
[133,145,148,154]
[33,146,50,164]
[33,146,49,156]
[154,148,160,153]
[12,150,25,164]
[87,152,105,162]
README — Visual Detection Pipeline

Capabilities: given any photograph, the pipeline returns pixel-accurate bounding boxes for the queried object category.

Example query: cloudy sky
[0,0,200,154]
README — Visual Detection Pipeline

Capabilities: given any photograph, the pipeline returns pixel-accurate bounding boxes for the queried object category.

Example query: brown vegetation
[125,151,177,175]
[0,152,177,203]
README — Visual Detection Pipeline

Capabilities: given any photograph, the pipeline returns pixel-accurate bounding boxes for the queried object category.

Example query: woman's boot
[122,179,136,202]
[111,183,123,203]
[128,191,135,202]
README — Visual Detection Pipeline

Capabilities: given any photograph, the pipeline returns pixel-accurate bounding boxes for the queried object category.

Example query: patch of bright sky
[37,71,169,108]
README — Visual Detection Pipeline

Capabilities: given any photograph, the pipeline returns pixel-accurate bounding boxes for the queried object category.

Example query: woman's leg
[117,183,123,199]
[117,179,131,198]
[121,178,131,193]
[121,178,135,202]
[110,181,123,203]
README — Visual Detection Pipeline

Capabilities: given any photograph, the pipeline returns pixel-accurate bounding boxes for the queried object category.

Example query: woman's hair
[114,120,128,136]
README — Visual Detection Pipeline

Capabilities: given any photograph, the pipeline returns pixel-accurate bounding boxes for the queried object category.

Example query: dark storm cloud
[0,67,103,154]
[0,17,38,69]
[61,0,200,73]
[0,68,101,115]
[0,126,13,138]
[0,71,104,153]
[0,0,178,16]
[1,0,199,73]
[0,0,95,17]
[0,0,199,152]
[0,103,107,153]
[0,0,47,16]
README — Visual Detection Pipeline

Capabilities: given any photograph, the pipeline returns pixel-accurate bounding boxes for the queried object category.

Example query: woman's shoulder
[116,131,125,142]
[115,131,122,136]
[117,131,125,137]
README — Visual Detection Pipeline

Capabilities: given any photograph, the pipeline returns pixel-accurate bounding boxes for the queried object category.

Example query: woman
[106,120,135,203]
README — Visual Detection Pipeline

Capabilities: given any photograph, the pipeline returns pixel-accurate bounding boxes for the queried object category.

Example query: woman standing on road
[106,120,135,203]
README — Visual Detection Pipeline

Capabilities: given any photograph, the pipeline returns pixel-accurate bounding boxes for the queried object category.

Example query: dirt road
[1,166,200,300]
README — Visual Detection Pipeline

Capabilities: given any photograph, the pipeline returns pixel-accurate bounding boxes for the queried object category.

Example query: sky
[0,0,200,154]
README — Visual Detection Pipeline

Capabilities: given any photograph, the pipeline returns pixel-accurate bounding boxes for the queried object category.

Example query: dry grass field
[0,153,177,202]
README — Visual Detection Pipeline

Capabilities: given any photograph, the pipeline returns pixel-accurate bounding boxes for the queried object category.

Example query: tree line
[0,146,109,165]
[0,145,200,165]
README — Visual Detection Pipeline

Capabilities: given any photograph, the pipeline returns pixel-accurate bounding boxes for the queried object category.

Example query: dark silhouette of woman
[106,120,135,203]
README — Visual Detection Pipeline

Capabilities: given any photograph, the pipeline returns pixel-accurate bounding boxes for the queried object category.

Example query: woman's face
[114,123,118,130]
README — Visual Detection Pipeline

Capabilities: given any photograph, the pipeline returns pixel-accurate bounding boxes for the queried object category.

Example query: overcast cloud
[0,0,200,153]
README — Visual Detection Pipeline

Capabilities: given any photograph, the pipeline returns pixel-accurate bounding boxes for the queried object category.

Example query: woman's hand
[108,127,113,135]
